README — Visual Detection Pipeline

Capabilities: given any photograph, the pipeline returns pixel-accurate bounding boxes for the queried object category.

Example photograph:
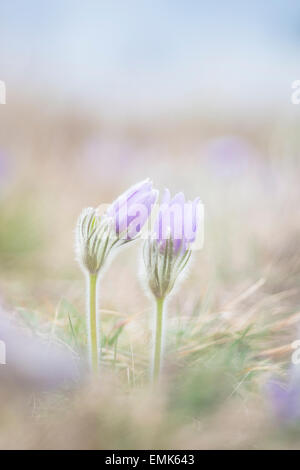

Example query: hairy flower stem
[152,297,165,383]
[87,273,99,373]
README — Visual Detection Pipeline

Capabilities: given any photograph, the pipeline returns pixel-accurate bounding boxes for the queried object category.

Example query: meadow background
[0,0,300,449]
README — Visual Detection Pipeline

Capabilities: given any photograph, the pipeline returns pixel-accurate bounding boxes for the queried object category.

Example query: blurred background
[0,0,300,449]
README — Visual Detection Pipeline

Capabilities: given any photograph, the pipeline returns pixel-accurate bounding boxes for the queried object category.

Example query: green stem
[87,272,99,373]
[152,297,165,383]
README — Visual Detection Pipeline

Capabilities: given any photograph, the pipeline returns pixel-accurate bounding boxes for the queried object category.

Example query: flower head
[155,189,201,254]
[107,178,158,240]
[76,179,157,274]
[76,207,115,275]
[144,189,203,299]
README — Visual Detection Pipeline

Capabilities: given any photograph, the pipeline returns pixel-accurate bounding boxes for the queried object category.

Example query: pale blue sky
[1,0,300,118]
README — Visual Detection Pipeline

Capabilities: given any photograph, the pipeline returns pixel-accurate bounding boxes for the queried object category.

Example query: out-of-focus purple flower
[267,366,300,425]
[78,137,136,186]
[154,189,202,254]
[107,178,158,240]
[202,136,257,179]
[0,310,80,392]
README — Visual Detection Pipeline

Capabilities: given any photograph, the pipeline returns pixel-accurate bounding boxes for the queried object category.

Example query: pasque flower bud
[144,189,203,299]
[76,179,158,275]
[76,207,115,275]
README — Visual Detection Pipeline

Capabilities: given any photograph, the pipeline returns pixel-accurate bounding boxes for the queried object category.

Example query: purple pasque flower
[76,179,157,275]
[154,189,201,255]
[107,178,158,240]
[267,366,300,425]
[75,179,157,374]
[144,189,203,299]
